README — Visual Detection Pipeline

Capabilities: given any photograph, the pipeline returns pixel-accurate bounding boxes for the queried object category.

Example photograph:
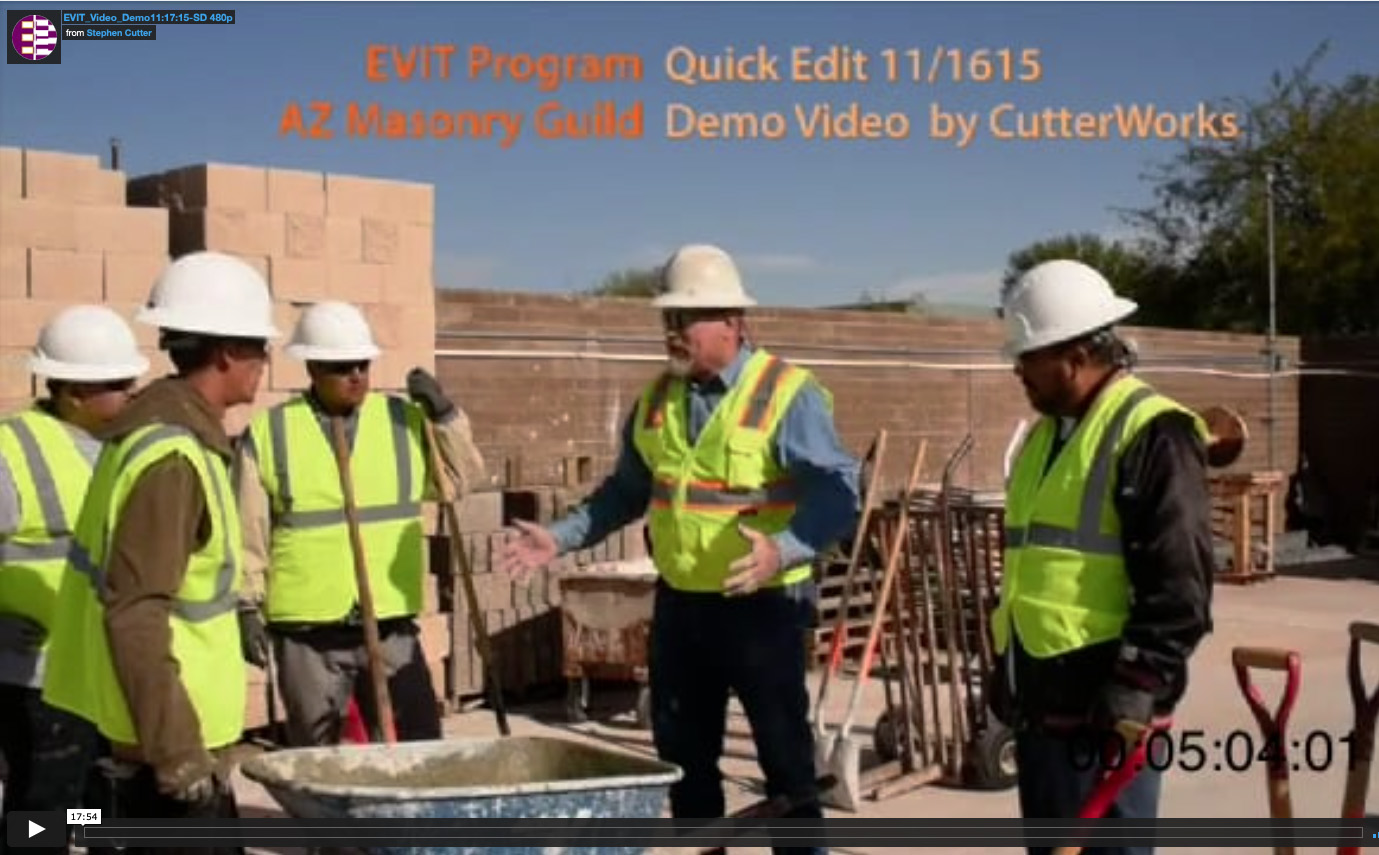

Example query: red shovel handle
[1053,720,1172,855]
[1232,646,1301,775]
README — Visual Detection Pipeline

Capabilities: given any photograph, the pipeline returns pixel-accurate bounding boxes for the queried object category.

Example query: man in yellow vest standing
[988,260,1215,855]
[42,252,280,851]
[500,244,859,855]
[0,306,147,855]
[233,300,486,747]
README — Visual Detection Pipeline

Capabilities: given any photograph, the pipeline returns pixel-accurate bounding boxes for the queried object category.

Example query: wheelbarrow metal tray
[240,735,682,855]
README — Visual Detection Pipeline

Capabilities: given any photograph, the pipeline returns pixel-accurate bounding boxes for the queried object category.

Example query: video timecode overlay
[1068,728,1358,774]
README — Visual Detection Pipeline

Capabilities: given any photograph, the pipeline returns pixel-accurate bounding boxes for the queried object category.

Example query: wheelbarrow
[240,735,682,855]
[557,558,659,728]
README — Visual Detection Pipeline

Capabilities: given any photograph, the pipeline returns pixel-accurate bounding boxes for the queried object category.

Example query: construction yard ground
[230,559,1379,855]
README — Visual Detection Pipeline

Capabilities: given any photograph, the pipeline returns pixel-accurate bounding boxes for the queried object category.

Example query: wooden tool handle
[331,416,397,744]
[1231,647,1297,671]
[1351,621,1379,646]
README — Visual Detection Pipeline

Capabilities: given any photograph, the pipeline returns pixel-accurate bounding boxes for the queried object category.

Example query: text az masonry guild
[275,44,1243,148]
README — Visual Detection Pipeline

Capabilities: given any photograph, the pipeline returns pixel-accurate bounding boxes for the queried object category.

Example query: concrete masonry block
[267,168,325,215]
[74,206,167,255]
[362,220,398,264]
[326,262,384,305]
[229,254,270,282]
[0,199,78,251]
[104,252,167,303]
[21,150,101,204]
[284,214,325,259]
[0,298,67,351]
[270,355,310,393]
[326,217,362,263]
[173,163,268,211]
[106,303,159,348]
[267,257,327,303]
[0,148,22,199]
[0,348,34,400]
[29,249,103,303]
[172,209,285,257]
[362,302,402,348]
[1,247,27,300]
[325,174,434,224]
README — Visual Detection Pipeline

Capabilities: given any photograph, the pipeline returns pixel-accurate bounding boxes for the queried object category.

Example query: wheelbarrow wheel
[872,708,902,762]
[635,684,652,729]
[965,721,1018,790]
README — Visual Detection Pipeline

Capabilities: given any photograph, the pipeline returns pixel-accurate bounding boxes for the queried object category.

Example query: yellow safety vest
[41,423,245,749]
[631,348,824,593]
[991,375,1208,659]
[0,407,92,633]
[245,393,428,624]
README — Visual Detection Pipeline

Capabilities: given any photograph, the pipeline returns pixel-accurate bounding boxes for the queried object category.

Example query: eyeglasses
[70,379,136,397]
[318,361,371,376]
[662,310,732,332]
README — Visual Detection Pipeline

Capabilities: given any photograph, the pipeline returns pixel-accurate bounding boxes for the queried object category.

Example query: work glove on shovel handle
[406,367,456,422]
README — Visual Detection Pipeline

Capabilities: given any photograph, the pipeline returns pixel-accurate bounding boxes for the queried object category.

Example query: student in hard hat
[988,260,1214,852]
[232,300,486,748]
[0,305,147,852]
[42,252,279,845]
[500,244,859,854]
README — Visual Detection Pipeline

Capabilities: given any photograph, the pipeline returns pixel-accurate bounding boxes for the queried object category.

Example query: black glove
[406,367,455,421]
[0,614,44,653]
[237,603,270,669]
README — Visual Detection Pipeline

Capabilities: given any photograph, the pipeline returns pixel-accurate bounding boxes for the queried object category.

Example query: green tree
[587,267,661,298]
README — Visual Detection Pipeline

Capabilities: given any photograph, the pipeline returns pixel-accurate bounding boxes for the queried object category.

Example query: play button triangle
[28,820,44,838]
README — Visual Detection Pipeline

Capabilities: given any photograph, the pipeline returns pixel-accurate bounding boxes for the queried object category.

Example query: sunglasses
[317,360,371,376]
[662,310,733,332]
[70,379,137,397]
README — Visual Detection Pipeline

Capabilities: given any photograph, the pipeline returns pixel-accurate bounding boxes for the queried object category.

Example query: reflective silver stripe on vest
[1004,386,1156,558]
[1,416,70,537]
[270,396,417,530]
[68,425,238,623]
[650,480,797,507]
[0,538,72,563]
[740,357,792,429]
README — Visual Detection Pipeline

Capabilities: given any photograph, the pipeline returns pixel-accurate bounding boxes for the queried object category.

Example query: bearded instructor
[499,244,859,855]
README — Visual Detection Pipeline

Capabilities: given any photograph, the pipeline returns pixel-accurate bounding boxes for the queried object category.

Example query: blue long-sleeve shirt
[549,345,861,573]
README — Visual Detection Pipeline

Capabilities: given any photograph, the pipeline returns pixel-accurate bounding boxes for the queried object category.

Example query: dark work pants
[0,684,102,855]
[86,762,243,855]
[1015,727,1165,855]
[649,580,825,855]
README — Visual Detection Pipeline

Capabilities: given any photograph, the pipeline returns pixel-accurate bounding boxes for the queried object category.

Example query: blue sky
[2,2,1374,307]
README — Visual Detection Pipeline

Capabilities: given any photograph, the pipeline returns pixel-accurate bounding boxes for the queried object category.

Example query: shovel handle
[1053,721,1171,855]
[1232,647,1301,751]
[1340,622,1379,847]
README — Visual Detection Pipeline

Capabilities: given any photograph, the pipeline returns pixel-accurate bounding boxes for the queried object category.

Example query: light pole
[1265,165,1278,471]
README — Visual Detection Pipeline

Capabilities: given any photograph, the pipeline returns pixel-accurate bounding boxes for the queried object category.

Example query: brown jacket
[94,377,235,791]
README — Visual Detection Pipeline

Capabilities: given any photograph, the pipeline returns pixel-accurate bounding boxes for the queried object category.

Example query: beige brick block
[268,257,328,303]
[1,299,67,351]
[145,349,175,380]
[1,247,27,299]
[326,174,434,224]
[326,217,362,263]
[108,304,159,348]
[327,262,384,304]
[29,249,103,302]
[396,223,434,284]
[0,397,30,417]
[74,206,167,254]
[285,214,326,259]
[270,354,310,392]
[363,303,403,349]
[85,170,128,206]
[104,252,167,303]
[362,220,398,264]
[268,169,325,215]
[0,199,78,250]
[176,209,285,257]
[174,163,268,211]
[230,254,269,282]
[22,150,100,203]
[381,267,432,305]
[0,349,34,400]
[0,148,22,199]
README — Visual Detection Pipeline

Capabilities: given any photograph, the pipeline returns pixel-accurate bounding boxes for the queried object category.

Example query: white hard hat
[1001,260,1138,357]
[651,244,758,310]
[137,251,281,340]
[284,301,381,362]
[28,305,150,382]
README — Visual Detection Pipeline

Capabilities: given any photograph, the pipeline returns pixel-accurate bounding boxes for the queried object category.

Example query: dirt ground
[230,560,1379,855]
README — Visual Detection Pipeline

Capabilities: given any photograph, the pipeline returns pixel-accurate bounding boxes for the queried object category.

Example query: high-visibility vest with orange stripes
[0,407,93,634]
[631,348,826,593]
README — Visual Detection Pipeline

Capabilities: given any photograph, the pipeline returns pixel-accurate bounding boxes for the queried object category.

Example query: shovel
[1338,621,1379,855]
[1232,646,1301,855]
[819,438,927,811]
[811,430,888,774]
[330,416,397,744]
[1052,718,1172,855]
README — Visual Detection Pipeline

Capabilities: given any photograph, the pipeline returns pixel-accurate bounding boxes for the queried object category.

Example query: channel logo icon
[7,10,62,64]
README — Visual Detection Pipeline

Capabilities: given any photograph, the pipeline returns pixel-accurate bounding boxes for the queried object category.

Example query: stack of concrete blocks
[0,147,170,413]
[125,162,437,438]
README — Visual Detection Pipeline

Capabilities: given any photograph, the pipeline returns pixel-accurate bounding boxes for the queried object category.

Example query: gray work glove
[0,614,44,652]
[406,367,456,421]
[237,603,270,669]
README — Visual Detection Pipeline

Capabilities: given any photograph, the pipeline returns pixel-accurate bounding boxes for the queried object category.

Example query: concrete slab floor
[229,571,1379,855]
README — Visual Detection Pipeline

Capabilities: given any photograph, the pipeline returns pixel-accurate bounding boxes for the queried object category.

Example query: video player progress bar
[76,818,1376,848]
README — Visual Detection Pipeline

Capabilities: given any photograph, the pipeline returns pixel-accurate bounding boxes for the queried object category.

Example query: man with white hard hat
[42,251,278,848]
[0,305,146,854]
[989,259,1214,853]
[233,300,486,747]
[500,244,859,854]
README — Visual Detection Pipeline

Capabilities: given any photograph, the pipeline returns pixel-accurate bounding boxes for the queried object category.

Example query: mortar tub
[239,735,683,855]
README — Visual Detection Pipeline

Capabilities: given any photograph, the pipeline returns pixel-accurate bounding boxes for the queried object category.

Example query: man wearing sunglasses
[232,300,486,749]
[501,244,859,854]
[0,305,147,855]
[42,252,279,850]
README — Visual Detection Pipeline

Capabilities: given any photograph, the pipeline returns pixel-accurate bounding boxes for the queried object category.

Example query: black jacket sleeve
[1109,409,1216,713]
